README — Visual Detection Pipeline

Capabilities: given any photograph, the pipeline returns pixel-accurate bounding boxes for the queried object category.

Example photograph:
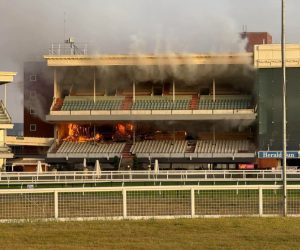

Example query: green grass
[1,218,300,250]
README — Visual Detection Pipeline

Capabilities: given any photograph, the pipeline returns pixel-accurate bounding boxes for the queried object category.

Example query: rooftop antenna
[242,25,248,33]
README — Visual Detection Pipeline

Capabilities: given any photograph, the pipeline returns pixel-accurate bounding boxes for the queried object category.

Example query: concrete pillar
[0,159,3,171]
[94,125,96,144]
[173,81,175,102]
[54,68,58,98]
[4,85,7,107]
[93,68,96,103]
[133,123,136,145]
[213,78,216,102]
[133,81,136,103]
[213,123,216,145]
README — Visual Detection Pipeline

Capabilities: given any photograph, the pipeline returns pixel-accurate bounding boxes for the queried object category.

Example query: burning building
[44,46,258,170]
[44,42,300,170]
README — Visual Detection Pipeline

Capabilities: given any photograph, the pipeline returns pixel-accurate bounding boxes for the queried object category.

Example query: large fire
[63,123,134,142]
[64,124,103,142]
[112,123,134,141]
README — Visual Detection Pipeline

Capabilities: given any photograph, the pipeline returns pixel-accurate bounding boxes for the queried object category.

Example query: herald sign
[258,151,299,159]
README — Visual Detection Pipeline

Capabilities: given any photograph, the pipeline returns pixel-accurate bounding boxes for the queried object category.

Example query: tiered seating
[198,95,252,110]
[195,140,254,153]
[57,95,253,112]
[57,141,126,154]
[0,101,10,124]
[60,96,124,111]
[132,96,191,110]
[131,140,187,154]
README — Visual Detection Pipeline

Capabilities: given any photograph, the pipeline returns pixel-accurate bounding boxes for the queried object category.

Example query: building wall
[24,62,54,138]
[257,68,300,150]
[242,32,272,52]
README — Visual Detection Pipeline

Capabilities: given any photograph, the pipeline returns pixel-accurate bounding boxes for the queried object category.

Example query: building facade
[24,62,54,138]
[0,72,16,170]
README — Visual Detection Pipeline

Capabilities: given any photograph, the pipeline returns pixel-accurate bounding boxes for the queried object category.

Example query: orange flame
[63,124,103,142]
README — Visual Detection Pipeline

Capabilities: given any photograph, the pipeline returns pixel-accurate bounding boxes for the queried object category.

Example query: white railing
[0,185,299,222]
[49,109,256,117]
[0,170,298,185]
[48,43,88,55]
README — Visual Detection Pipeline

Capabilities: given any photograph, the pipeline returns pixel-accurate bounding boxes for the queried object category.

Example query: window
[30,124,37,132]
[30,74,37,82]
[30,107,36,115]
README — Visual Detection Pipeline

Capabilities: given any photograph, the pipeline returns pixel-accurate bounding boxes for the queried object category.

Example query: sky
[0,0,300,122]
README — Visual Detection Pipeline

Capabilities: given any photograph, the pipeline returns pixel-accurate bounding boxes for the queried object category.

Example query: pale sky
[0,0,300,122]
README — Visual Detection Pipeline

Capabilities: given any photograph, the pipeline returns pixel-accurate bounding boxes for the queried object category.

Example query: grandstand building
[44,46,256,170]
[43,42,300,170]
[0,71,16,170]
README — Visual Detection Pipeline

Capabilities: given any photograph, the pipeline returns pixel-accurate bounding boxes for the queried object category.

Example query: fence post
[54,191,59,219]
[191,188,195,218]
[123,188,127,219]
[259,187,263,216]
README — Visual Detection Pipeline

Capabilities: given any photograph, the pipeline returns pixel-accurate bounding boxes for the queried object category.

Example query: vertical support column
[191,188,195,218]
[54,125,59,143]
[3,86,7,159]
[281,0,287,217]
[2,159,6,172]
[212,78,216,102]
[4,85,7,107]
[122,188,127,218]
[54,191,59,219]
[133,81,136,103]
[133,123,136,145]
[173,125,175,143]
[173,81,175,102]
[94,125,96,144]
[54,68,58,99]
[93,68,96,104]
[259,187,263,216]
[213,123,216,145]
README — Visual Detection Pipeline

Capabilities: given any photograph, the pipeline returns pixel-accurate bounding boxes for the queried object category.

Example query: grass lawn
[0,218,300,250]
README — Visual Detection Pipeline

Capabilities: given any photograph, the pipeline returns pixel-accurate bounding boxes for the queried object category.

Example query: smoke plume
[1,0,299,122]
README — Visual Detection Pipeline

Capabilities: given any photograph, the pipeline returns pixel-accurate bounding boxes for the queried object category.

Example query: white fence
[0,185,300,222]
[0,170,299,185]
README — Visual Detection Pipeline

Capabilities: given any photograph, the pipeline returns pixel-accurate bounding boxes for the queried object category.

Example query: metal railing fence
[48,43,88,55]
[0,170,300,185]
[1,185,300,222]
